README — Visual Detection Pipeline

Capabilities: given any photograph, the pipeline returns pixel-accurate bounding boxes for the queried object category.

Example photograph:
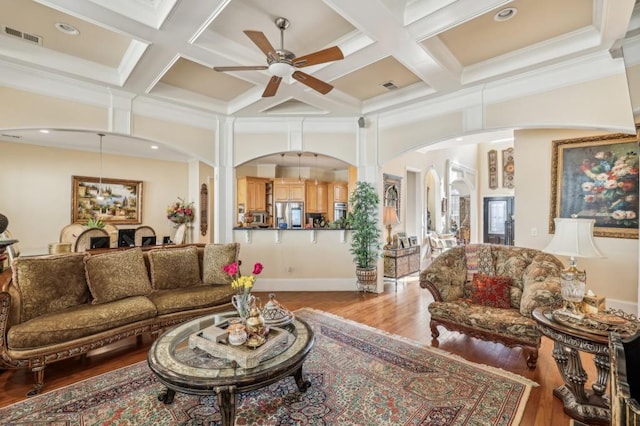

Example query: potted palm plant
[349,181,382,291]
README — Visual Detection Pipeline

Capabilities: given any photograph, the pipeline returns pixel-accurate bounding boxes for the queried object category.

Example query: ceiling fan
[214,17,344,98]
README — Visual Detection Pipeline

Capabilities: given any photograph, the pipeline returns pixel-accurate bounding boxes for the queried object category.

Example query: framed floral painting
[72,176,142,225]
[549,132,639,239]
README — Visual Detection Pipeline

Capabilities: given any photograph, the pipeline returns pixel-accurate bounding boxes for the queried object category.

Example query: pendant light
[297,153,302,183]
[97,133,105,201]
[314,153,318,185]
[280,153,285,184]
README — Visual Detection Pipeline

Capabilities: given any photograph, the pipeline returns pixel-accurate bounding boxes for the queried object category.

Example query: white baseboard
[252,278,358,292]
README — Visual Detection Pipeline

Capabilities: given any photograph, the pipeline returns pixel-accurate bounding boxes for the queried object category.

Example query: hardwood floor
[0,278,594,425]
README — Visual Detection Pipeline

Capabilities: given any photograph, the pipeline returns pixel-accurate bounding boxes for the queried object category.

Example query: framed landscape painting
[549,132,639,239]
[72,176,143,225]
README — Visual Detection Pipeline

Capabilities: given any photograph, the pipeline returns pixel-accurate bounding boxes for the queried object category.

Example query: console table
[383,246,420,290]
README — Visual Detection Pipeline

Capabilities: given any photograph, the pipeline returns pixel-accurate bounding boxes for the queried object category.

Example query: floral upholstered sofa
[420,243,564,369]
[0,243,239,395]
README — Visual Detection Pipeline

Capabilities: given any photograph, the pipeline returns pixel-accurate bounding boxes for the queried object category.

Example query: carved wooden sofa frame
[420,244,564,369]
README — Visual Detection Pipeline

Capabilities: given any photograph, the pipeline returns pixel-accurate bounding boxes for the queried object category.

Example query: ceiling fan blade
[214,65,268,72]
[262,76,282,97]
[292,71,333,95]
[244,30,277,59]
[292,46,344,68]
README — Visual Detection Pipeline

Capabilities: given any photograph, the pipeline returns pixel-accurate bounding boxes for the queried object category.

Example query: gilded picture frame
[549,132,639,239]
[72,175,143,225]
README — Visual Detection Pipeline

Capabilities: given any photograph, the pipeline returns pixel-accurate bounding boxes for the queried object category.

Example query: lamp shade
[383,206,399,226]
[543,218,603,259]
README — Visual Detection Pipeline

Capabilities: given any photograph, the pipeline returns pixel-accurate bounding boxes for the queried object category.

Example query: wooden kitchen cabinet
[305,181,328,213]
[237,177,269,211]
[274,179,305,202]
[317,183,327,212]
[290,183,304,201]
[331,182,348,203]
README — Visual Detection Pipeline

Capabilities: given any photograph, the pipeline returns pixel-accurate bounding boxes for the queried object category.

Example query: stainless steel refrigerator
[275,201,304,229]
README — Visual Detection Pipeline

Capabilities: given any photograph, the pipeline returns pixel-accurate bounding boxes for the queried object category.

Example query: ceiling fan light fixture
[216,17,343,97]
[269,62,294,77]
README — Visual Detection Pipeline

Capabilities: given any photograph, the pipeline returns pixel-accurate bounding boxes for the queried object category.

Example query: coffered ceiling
[0,0,631,118]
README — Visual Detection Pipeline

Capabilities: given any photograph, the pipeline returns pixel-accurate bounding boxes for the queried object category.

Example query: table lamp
[543,217,603,319]
[383,206,399,248]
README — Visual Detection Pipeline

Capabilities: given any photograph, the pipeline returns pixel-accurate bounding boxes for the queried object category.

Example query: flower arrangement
[166,197,195,224]
[223,261,264,319]
[579,149,638,226]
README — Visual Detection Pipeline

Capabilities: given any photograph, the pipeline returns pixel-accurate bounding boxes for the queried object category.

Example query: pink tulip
[253,262,264,275]
[223,262,239,276]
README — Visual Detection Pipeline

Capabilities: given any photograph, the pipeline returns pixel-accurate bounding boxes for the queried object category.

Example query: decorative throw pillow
[84,248,153,304]
[476,245,495,276]
[148,246,202,290]
[203,243,240,285]
[13,253,89,322]
[464,244,480,282]
[471,273,512,309]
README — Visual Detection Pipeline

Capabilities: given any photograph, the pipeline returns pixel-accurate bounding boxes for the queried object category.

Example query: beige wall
[132,115,215,163]
[0,87,106,130]
[0,141,189,252]
[234,133,288,166]
[514,129,638,308]
[379,112,464,160]
[486,74,634,131]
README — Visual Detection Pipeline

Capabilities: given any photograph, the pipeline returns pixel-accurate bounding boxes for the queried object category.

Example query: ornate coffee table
[147,312,314,426]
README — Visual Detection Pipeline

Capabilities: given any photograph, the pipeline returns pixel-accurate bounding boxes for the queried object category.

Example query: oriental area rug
[0,308,536,425]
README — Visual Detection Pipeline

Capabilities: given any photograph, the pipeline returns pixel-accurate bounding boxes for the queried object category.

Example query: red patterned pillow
[471,274,512,309]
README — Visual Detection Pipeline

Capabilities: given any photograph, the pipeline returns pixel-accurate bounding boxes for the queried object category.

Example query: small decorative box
[582,294,605,314]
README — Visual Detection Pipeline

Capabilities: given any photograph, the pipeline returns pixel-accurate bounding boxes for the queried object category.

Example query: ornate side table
[532,307,638,425]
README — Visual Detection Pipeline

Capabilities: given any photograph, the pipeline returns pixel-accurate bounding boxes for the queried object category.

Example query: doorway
[483,197,514,245]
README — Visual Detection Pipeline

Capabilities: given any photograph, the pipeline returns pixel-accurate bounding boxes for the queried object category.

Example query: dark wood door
[483,197,514,245]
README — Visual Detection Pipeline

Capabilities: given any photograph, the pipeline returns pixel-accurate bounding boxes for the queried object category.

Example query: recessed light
[494,7,517,22]
[55,22,79,35]
[456,137,463,141]
[39,129,50,134]
[150,145,159,150]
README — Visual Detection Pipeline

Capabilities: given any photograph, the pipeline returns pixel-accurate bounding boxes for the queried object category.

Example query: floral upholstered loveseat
[420,244,564,369]
[0,243,239,395]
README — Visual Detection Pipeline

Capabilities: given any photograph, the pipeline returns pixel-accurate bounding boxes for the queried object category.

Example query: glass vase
[231,294,255,322]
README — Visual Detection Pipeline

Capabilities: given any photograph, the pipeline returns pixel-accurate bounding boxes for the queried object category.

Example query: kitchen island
[232,228,369,293]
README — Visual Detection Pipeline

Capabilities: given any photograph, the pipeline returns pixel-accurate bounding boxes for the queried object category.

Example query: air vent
[1,134,21,139]
[381,81,398,91]
[1,25,43,46]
